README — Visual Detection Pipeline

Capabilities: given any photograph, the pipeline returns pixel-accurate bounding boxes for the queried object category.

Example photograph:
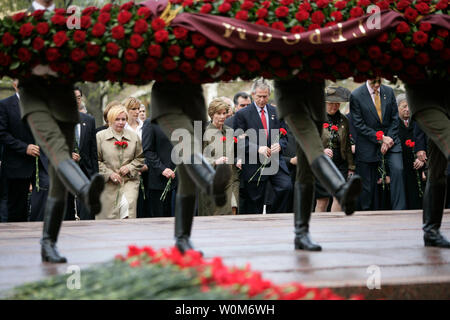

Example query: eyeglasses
[75,95,82,99]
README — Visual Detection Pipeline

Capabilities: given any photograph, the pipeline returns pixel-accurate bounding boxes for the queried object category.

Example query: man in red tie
[233,79,292,214]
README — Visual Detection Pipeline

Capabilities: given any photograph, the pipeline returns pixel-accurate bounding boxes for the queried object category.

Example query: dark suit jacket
[76,112,98,178]
[224,115,235,128]
[413,121,427,154]
[0,94,38,179]
[350,83,401,163]
[233,102,290,181]
[142,119,178,191]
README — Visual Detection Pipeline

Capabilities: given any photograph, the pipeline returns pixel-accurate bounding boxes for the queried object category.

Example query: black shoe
[295,233,322,251]
[41,239,67,263]
[336,175,362,215]
[424,230,450,248]
[174,194,203,256]
[41,197,67,263]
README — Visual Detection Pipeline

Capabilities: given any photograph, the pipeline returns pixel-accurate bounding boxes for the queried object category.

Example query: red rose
[205,46,220,59]
[54,8,66,15]
[46,48,60,62]
[377,0,389,10]
[125,63,140,76]
[291,25,305,34]
[106,43,119,56]
[334,1,347,10]
[73,30,86,43]
[192,33,207,47]
[308,24,320,31]
[311,11,325,25]
[323,123,330,129]
[416,52,430,65]
[98,13,111,24]
[275,6,290,18]
[436,0,448,10]
[107,58,122,73]
[130,34,145,48]
[168,45,181,57]
[405,139,412,147]
[85,61,99,74]
[183,47,196,59]
[368,45,382,59]
[221,50,233,63]
[331,125,339,132]
[36,22,49,35]
[121,141,129,148]
[53,31,68,47]
[195,58,207,71]
[255,19,269,27]
[51,14,66,25]
[18,48,32,62]
[262,1,271,8]
[144,57,158,70]
[295,10,309,22]
[404,8,418,22]
[82,6,98,16]
[2,33,15,46]
[234,52,248,64]
[350,7,364,18]
[271,22,286,32]
[402,47,415,59]
[377,32,389,43]
[112,26,125,40]
[241,1,254,10]
[390,38,404,51]
[137,6,151,19]
[218,2,231,13]
[182,0,194,7]
[430,38,444,51]
[71,48,86,62]
[235,10,249,21]
[247,59,261,72]
[32,37,45,51]
[114,141,121,146]
[396,22,410,34]
[32,10,45,20]
[179,61,192,73]
[415,2,429,15]
[81,16,92,29]
[124,48,138,62]
[101,3,113,13]
[148,44,162,58]
[173,27,188,40]
[357,0,370,6]
[299,2,312,11]
[413,31,428,46]
[397,0,411,11]
[118,10,132,24]
[162,57,177,70]
[331,11,343,22]
[376,131,384,141]
[419,22,432,32]
[12,12,26,22]
[155,30,169,43]
[151,18,166,31]
[91,23,106,37]
[256,8,268,19]
[200,3,212,13]
[19,23,34,37]
[437,29,449,38]
[0,53,11,66]
[409,141,415,148]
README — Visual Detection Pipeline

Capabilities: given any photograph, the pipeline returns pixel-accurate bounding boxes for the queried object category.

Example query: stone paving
[0,210,449,299]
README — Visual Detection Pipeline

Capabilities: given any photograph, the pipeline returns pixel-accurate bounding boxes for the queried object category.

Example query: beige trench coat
[96,127,144,219]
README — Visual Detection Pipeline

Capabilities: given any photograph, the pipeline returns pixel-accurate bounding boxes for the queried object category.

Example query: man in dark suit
[0,144,8,222]
[234,79,292,214]
[350,77,406,211]
[0,79,47,222]
[142,119,178,218]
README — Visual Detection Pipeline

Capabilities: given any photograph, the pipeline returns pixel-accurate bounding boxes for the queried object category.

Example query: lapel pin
[82,123,86,126]
[271,115,275,120]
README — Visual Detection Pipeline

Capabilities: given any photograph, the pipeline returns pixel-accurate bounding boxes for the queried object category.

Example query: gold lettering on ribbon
[331,23,347,43]
[236,27,247,40]
[257,32,272,43]
[309,29,321,44]
[223,23,236,38]
[282,34,301,45]
[352,20,367,38]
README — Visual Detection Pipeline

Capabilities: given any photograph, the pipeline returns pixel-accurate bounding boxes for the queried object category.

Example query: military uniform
[406,79,450,248]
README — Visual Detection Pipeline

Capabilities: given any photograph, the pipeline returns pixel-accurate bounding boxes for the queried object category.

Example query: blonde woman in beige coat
[96,105,144,219]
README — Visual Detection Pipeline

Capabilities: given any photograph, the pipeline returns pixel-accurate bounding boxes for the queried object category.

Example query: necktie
[374,90,382,123]
[404,120,408,127]
[260,108,268,137]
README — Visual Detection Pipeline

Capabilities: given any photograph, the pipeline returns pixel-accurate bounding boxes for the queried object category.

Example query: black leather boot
[310,155,362,215]
[423,183,450,248]
[41,197,67,263]
[184,153,231,207]
[57,160,104,215]
[294,182,322,251]
[174,194,202,255]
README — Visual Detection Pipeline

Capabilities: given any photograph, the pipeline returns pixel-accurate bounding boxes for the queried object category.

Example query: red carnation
[334,1,347,10]
[46,48,60,62]
[18,48,32,62]
[404,8,418,22]
[377,32,389,43]
[368,45,382,59]
[144,57,158,70]
[221,136,227,142]
[419,22,432,33]
[389,58,403,71]
[173,27,188,40]
[416,52,430,65]
[255,19,269,27]
[195,58,207,71]
[82,6,98,16]
[437,29,449,38]
[91,23,106,37]
[71,48,86,62]
[137,6,151,19]
[98,12,111,24]
[280,128,288,136]
[85,61,99,74]
[205,46,220,59]
[107,58,122,73]
[331,125,339,132]
[54,8,66,15]
[227,63,241,75]
[73,30,86,43]
[271,22,286,32]
[200,3,212,13]
[112,25,125,40]
[19,23,34,37]
[0,53,11,66]
[179,61,192,73]
[130,34,145,48]
[32,37,45,51]
[162,57,177,70]
[405,139,412,147]
[106,43,120,56]
[396,22,410,34]
[323,123,330,129]
[192,33,207,47]
[36,22,49,35]
[336,62,350,74]
[390,38,404,51]
[350,7,364,18]
[235,52,248,64]
[118,10,132,24]
[256,8,268,19]
[81,16,92,29]
[183,47,196,59]
[218,2,231,13]
[402,47,415,59]
[376,131,384,141]
[168,45,181,57]
[12,12,26,22]
[31,10,45,20]
[430,38,444,51]
[124,48,138,62]
[311,11,325,25]
[397,0,411,11]
[291,25,305,34]
[53,31,68,47]
[331,11,343,22]
[235,10,249,21]
[348,49,361,62]
[133,19,148,34]
[436,0,448,10]
[241,1,254,10]
[357,60,371,72]
[299,2,312,11]
[415,2,429,15]
[413,31,428,46]
[101,3,113,13]
[148,44,162,58]
[247,59,261,72]
[295,10,309,22]
[151,18,166,31]
[2,33,15,47]
[275,6,290,18]
[155,30,169,43]
[125,64,140,76]
[51,14,66,25]
[221,50,233,63]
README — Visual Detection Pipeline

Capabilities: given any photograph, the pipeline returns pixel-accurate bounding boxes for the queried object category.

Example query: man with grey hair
[233,78,292,214]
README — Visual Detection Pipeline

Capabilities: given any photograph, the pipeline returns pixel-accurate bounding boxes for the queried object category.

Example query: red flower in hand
[233,137,238,144]
[121,141,128,148]
[323,123,330,129]
[331,125,339,132]
[221,136,227,142]
[279,128,287,136]
[376,131,384,141]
